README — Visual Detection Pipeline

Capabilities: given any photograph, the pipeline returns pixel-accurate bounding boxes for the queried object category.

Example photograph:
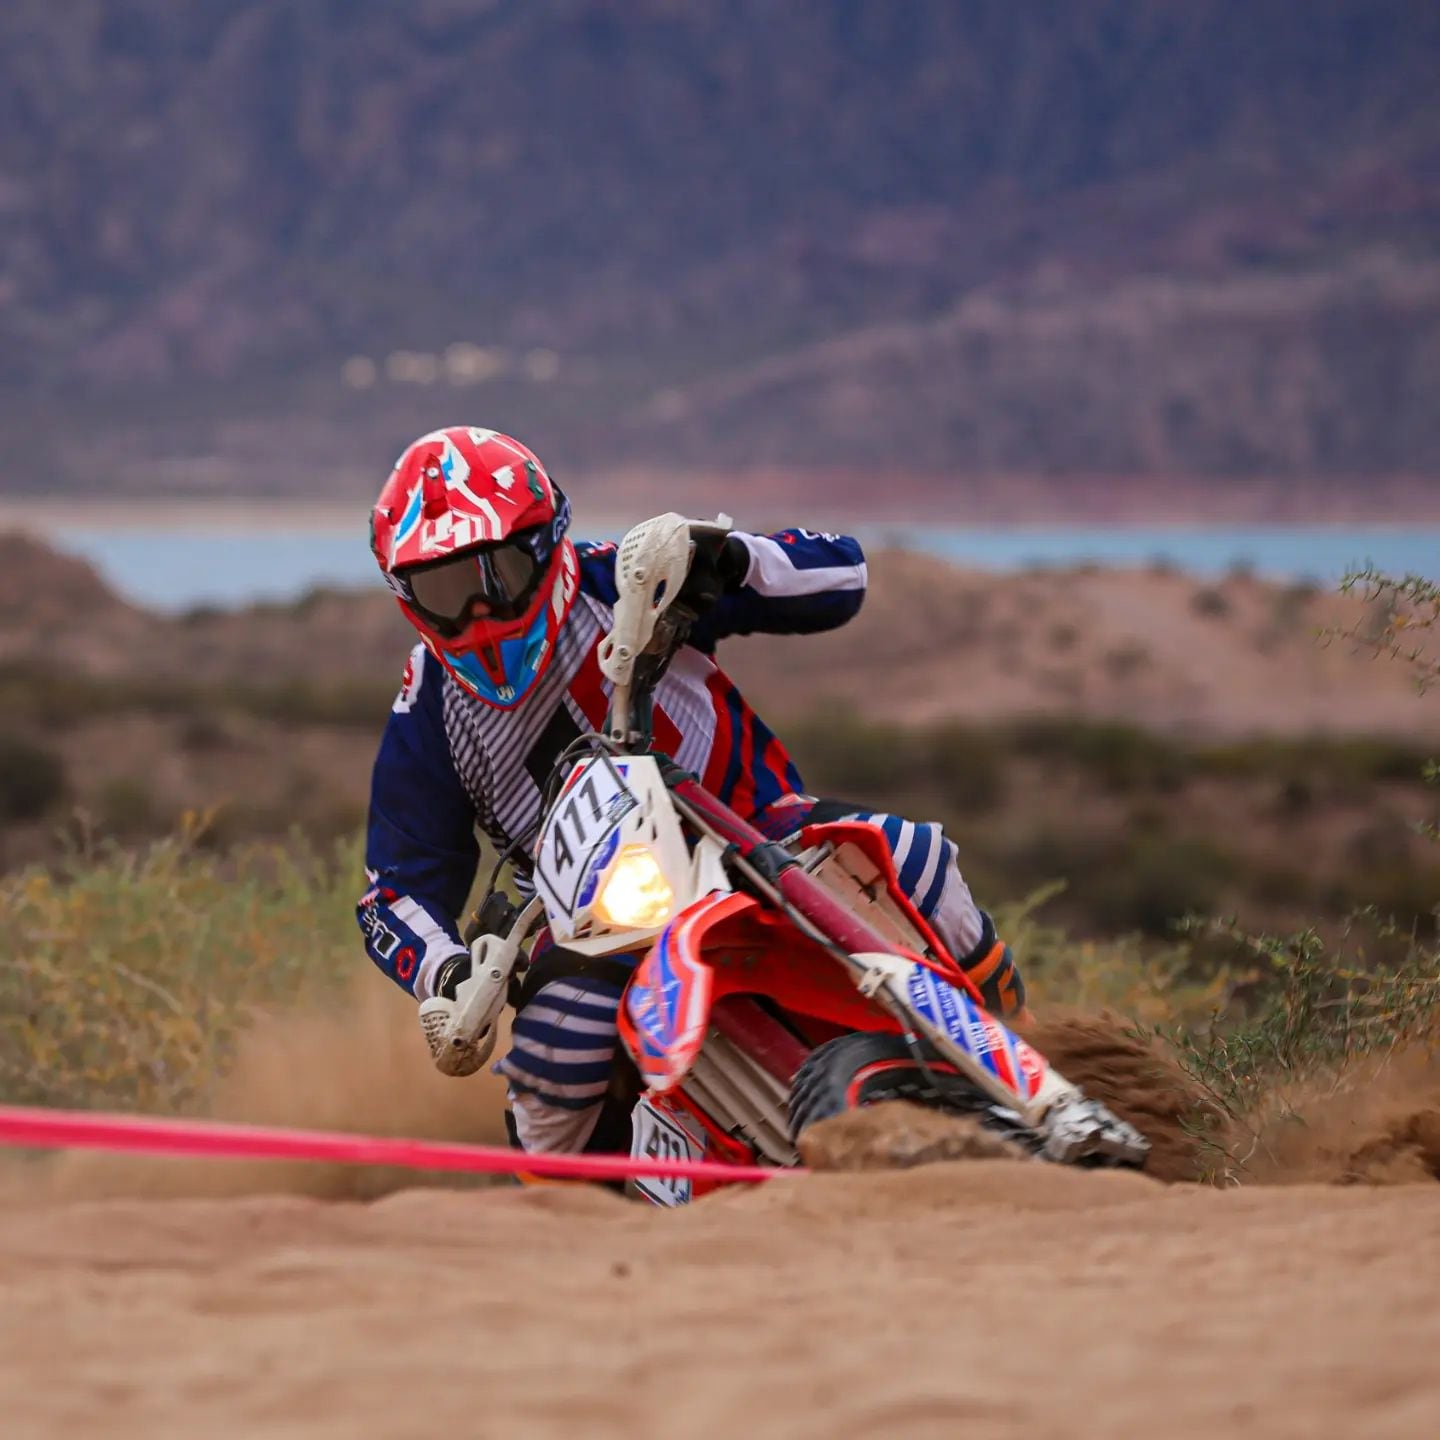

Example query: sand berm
[1,988,1438,1439]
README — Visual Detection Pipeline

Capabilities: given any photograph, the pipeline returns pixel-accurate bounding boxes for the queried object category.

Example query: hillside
[1,531,1435,939]
[3,2,1440,497]
[1,530,1435,738]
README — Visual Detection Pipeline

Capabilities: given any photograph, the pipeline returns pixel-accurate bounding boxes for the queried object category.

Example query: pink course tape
[0,1104,797,1186]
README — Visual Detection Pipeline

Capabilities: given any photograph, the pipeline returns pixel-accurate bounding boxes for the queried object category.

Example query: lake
[23,522,1440,611]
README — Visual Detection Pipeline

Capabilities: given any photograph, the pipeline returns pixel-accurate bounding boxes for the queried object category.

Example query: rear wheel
[787,1032,1033,1149]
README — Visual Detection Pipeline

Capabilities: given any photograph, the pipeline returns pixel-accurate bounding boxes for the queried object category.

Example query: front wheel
[787,1032,1032,1149]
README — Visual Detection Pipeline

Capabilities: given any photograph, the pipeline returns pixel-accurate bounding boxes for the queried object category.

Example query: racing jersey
[358,528,867,999]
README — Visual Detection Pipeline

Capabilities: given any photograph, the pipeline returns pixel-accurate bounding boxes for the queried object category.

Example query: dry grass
[0,822,360,1115]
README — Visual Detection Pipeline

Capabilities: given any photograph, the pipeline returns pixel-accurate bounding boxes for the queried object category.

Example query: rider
[360,426,1025,1155]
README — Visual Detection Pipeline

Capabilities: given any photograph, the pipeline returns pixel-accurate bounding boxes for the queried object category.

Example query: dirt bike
[420,513,1149,1203]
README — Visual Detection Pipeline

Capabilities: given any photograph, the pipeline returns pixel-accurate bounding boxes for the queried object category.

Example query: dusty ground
[2,1000,1438,1440]
[0,1162,1436,1440]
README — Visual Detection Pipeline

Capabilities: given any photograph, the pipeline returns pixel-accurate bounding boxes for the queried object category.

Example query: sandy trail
[1,1161,1436,1439]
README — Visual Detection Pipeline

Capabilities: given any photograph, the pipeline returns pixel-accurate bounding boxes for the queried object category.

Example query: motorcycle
[420,513,1149,1203]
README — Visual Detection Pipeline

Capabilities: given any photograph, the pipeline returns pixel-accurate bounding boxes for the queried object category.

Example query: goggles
[396,489,570,637]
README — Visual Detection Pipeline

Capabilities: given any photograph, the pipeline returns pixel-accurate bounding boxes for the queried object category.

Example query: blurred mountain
[3,0,1440,499]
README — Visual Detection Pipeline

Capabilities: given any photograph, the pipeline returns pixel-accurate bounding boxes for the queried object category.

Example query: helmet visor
[402,528,551,635]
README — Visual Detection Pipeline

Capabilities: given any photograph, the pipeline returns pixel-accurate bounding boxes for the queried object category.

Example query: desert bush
[1324,864,1440,937]
[1010,716,1190,794]
[178,604,224,626]
[1155,912,1439,1183]
[995,884,1222,1026]
[1273,775,1314,816]
[1342,568,1440,691]
[178,712,234,752]
[995,826,1102,898]
[1047,621,1080,652]
[786,716,915,801]
[0,733,67,823]
[0,661,392,735]
[1247,864,1313,909]
[922,723,1007,814]
[95,776,161,837]
[220,679,394,729]
[1102,642,1150,680]
[1196,734,1431,788]
[1159,564,1440,1180]
[1089,836,1240,938]
[1190,585,1232,619]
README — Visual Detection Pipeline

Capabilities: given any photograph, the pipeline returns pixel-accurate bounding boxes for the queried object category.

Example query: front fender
[618,892,757,1092]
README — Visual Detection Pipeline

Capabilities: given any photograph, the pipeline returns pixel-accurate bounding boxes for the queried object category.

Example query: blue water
[45,524,1440,611]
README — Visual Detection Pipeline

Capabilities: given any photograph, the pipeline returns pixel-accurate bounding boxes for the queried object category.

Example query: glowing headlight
[593,845,675,930]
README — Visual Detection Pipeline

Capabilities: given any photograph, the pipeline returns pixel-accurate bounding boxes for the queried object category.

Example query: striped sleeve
[358,644,480,999]
[695,528,867,646]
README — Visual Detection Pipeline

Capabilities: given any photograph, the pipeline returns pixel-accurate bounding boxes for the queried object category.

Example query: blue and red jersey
[359,528,867,999]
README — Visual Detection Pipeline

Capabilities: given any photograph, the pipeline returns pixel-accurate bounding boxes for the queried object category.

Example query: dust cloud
[22,998,1440,1201]
[43,973,514,1202]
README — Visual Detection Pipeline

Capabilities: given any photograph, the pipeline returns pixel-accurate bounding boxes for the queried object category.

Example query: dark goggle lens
[489,541,538,598]
[404,534,545,631]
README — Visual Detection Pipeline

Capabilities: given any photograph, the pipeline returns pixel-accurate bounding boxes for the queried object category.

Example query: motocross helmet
[372,427,579,708]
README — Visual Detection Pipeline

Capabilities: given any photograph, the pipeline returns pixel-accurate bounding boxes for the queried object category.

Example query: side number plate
[630,1099,703,1208]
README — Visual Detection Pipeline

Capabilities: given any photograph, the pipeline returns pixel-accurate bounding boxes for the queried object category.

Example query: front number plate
[630,1099,703,1208]
[534,755,638,933]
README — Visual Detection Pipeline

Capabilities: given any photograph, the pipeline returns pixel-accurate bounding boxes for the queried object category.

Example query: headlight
[593,844,675,930]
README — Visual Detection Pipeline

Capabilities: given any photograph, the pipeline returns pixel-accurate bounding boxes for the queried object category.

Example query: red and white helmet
[371,427,579,708]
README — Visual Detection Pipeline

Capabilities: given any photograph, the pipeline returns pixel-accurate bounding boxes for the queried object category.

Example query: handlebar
[597,511,733,745]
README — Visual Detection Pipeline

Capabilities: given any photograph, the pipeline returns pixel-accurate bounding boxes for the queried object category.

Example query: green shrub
[0,733,67,822]
[1010,717,1190,794]
[219,679,394,730]
[1325,865,1440,937]
[178,713,233,753]
[1245,863,1314,909]
[1273,775,1314,816]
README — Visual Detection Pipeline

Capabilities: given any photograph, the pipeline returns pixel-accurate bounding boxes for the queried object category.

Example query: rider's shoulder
[574,539,620,602]
[391,641,436,716]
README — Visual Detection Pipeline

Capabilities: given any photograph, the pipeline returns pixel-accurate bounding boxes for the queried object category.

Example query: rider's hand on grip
[678,531,749,615]
[419,952,495,1078]
[435,954,471,1000]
